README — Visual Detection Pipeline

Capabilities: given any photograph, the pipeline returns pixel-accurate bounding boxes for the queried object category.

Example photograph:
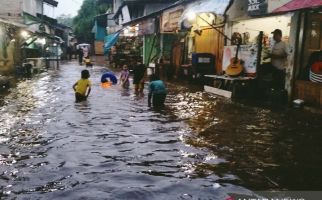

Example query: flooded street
[1,61,322,199]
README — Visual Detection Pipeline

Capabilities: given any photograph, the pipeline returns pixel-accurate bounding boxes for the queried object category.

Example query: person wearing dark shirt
[133,61,146,94]
[77,47,84,65]
[67,45,72,60]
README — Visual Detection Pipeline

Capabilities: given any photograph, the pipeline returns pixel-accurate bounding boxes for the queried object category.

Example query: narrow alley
[0,62,322,199]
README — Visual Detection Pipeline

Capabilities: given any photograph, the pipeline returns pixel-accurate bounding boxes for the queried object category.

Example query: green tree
[72,0,112,43]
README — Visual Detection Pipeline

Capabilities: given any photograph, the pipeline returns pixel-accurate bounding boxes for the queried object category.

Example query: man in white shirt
[260,29,288,89]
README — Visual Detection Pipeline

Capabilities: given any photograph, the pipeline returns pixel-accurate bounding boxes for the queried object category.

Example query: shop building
[0,19,26,75]
[109,0,231,81]
[223,0,322,107]
[0,0,62,73]
[109,0,177,69]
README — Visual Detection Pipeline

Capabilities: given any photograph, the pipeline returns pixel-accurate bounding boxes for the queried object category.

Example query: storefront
[222,0,322,106]
[139,18,158,66]
[0,19,25,75]
[293,9,322,107]
[159,0,230,79]
[223,14,292,76]
[180,0,230,75]
[160,5,184,78]
[108,24,143,69]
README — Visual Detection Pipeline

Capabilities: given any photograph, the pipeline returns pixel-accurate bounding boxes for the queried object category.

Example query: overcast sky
[45,0,84,18]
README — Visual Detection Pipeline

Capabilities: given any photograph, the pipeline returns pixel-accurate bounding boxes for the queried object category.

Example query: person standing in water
[78,46,84,65]
[148,74,167,108]
[73,70,91,102]
[120,64,130,89]
[133,61,146,94]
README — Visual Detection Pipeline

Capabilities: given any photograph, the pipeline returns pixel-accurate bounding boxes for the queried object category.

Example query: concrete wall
[0,0,23,23]
[23,0,42,16]
[0,0,44,24]
[94,41,105,55]
[0,22,21,75]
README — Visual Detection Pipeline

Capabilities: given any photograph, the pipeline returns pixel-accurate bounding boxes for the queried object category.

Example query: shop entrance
[294,11,322,107]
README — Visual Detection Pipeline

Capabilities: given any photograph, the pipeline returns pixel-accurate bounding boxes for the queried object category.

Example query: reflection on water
[168,86,322,191]
[0,62,322,199]
[120,88,131,97]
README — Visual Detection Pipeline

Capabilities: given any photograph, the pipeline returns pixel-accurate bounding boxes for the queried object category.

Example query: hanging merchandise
[109,35,143,69]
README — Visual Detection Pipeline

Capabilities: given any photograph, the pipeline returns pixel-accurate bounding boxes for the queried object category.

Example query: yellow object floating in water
[101,82,112,88]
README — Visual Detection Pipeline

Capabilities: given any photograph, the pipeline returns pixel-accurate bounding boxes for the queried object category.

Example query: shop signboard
[248,0,268,16]
[222,44,258,74]
[138,18,156,36]
[161,6,184,33]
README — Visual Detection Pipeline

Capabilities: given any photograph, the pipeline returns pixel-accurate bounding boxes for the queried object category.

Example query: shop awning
[104,32,120,55]
[43,0,58,7]
[0,18,27,28]
[181,0,231,19]
[272,0,322,13]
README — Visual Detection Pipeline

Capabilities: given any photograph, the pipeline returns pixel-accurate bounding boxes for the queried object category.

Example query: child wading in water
[120,64,130,89]
[73,70,91,102]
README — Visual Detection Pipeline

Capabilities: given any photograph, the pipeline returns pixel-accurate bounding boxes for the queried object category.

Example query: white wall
[231,14,292,44]
[23,0,42,16]
[120,5,131,24]
[0,0,23,22]
[43,4,55,18]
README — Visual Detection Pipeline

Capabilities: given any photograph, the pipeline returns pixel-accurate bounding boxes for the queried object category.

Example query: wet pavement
[0,61,322,199]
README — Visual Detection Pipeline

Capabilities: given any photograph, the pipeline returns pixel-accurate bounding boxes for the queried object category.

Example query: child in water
[73,70,91,102]
[148,74,167,107]
[84,56,93,67]
[120,64,130,89]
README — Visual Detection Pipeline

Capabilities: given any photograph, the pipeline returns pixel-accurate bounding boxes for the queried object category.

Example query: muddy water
[0,62,321,199]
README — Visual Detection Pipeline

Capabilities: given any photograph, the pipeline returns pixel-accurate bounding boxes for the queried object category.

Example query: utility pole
[41,0,44,16]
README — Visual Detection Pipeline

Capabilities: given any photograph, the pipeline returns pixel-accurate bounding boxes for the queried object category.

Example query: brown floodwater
[0,61,321,199]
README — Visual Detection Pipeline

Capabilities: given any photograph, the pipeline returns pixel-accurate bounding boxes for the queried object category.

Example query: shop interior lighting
[21,30,30,38]
[124,26,129,34]
[187,11,197,21]
[185,10,230,41]
[36,38,46,45]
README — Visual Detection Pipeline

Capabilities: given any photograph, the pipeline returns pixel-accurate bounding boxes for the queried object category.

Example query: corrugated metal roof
[43,0,58,7]
[273,0,322,13]
[121,0,191,26]
[114,0,180,19]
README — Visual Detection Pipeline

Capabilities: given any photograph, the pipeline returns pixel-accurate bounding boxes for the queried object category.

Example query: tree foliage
[72,0,112,43]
